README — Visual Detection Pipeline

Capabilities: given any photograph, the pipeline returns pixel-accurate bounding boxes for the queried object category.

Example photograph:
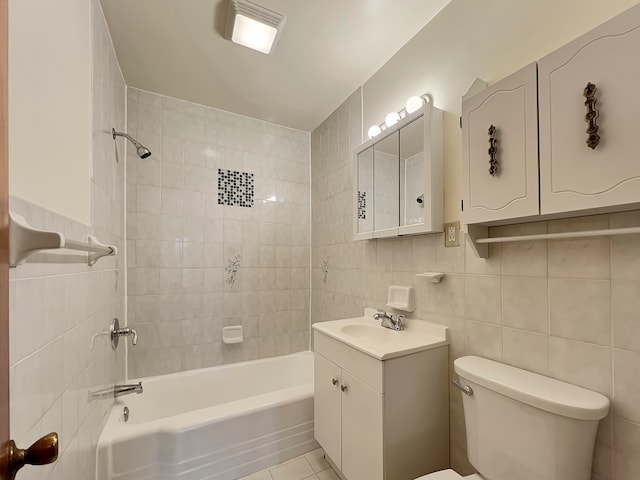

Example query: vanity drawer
[314,331,384,393]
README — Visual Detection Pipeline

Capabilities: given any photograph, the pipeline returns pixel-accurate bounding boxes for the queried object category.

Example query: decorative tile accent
[322,256,329,283]
[357,191,367,220]
[218,168,255,207]
[225,254,241,287]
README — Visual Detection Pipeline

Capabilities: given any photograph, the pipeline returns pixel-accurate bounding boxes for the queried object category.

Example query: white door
[539,4,640,214]
[463,62,539,224]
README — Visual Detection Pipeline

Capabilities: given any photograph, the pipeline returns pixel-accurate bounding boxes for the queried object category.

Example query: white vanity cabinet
[538,4,640,215]
[462,62,539,224]
[313,330,449,480]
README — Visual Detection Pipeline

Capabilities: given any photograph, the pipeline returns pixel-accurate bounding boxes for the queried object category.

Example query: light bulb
[405,96,425,114]
[385,112,400,128]
[368,125,382,139]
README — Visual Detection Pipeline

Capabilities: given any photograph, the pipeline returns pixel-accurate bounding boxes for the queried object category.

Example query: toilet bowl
[415,356,610,480]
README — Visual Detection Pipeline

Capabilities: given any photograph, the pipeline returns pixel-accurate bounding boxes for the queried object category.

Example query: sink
[340,324,403,344]
[312,308,449,360]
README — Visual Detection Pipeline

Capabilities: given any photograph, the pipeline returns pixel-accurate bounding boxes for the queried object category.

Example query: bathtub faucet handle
[110,318,138,348]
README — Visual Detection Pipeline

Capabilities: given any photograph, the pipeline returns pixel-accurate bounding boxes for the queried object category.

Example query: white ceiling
[99,0,451,131]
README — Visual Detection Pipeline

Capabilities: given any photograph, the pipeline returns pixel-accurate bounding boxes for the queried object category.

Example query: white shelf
[416,272,445,283]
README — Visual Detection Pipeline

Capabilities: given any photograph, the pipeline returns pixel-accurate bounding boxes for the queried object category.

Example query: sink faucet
[114,382,143,398]
[373,309,406,331]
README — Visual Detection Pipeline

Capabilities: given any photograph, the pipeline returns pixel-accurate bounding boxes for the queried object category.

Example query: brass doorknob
[6,432,58,479]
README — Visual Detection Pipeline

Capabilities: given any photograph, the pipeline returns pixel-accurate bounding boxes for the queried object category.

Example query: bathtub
[97,352,317,480]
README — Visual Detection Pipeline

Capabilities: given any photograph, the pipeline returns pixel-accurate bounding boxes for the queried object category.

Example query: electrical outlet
[444,221,460,247]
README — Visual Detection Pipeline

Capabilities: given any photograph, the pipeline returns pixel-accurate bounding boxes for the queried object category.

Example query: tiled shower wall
[126,89,310,378]
[311,88,640,480]
[8,2,126,479]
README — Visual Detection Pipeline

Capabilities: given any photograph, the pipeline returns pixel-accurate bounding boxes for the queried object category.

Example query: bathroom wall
[312,88,640,480]
[126,89,310,378]
[8,2,126,479]
[8,0,92,223]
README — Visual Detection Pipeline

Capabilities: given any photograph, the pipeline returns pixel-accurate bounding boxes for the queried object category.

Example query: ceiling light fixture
[225,0,286,55]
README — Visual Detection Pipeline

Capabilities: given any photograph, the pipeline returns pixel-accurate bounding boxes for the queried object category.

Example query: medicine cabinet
[353,101,443,240]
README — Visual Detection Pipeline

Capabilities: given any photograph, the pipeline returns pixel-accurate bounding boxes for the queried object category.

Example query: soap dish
[416,272,445,284]
[222,326,243,344]
[385,285,415,312]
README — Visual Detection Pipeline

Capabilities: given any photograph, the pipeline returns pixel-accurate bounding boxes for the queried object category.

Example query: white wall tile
[549,278,611,346]
[612,280,640,353]
[614,418,640,480]
[613,348,640,424]
[549,337,612,395]
[502,276,548,334]
[502,327,549,375]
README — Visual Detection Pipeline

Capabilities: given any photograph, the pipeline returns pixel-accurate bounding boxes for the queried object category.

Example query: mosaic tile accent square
[358,191,367,220]
[218,169,255,207]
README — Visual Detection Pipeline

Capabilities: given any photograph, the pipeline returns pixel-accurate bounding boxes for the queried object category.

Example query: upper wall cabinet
[538,4,640,215]
[462,62,539,224]
[463,4,640,226]
[353,101,443,240]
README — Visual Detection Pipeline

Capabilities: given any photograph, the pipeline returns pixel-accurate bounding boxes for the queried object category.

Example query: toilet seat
[415,469,483,480]
[415,469,462,479]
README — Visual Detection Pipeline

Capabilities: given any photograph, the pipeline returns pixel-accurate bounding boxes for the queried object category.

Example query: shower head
[112,128,152,159]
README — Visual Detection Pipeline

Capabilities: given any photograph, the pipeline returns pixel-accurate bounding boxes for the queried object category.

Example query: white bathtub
[97,352,317,480]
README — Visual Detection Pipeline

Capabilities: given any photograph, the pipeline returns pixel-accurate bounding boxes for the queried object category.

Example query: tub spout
[114,382,143,398]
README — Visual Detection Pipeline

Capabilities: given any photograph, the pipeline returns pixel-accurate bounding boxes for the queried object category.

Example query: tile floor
[239,449,340,480]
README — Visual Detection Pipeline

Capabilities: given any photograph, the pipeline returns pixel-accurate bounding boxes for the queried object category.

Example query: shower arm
[112,128,142,148]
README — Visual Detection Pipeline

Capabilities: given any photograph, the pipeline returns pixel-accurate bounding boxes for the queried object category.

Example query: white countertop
[312,308,449,360]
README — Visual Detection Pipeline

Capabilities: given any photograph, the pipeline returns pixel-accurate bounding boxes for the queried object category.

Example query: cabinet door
[373,131,400,238]
[314,353,342,466]
[539,5,640,214]
[462,62,539,224]
[341,371,383,480]
[354,146,374,240]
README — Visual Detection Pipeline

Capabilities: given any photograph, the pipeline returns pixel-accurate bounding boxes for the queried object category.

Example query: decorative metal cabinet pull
[488,124,498,176]
[332,378,338,386]
[584,82,600,149]
[340,384,348,392]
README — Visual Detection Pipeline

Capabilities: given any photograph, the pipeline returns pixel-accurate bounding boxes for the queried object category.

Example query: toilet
[417,356,610,480]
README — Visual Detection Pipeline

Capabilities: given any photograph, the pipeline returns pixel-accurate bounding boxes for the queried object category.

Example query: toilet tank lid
[454,356,610,421]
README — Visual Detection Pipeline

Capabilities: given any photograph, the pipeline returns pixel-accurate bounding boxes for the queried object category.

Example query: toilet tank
[454,356,609,480]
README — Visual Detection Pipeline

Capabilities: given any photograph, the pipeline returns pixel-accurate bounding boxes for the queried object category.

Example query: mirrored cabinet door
[355,146,374,239]
[400,116,425,229]
[352,100,443,241]
[373,131,400,237]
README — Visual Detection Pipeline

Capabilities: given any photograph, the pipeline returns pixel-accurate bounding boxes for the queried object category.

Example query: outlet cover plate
[444,221,460,247]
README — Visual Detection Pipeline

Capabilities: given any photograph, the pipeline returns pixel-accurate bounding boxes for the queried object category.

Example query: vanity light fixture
[368,94,431,139]
[225,0,286,55]
[385,112,401,128]
[368,125,382,139]
[406,95,426,114]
